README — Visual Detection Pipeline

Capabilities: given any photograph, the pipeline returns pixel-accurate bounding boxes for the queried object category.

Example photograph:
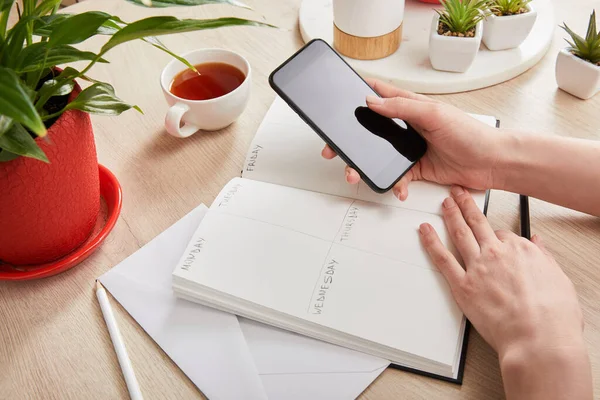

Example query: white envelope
[99,205,389,400]
[99,205,267,400]
[240,319,388,400]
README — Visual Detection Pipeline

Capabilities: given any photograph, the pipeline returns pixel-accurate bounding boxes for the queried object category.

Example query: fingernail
[419,224,431,235]
[345,169,350,179]
[451,186,465,197]
[366,95,385,105]
[396,189,403,201]
[443,197,456,209]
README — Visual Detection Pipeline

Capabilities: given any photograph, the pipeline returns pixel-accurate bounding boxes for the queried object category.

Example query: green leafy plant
[436,0,493,36]
[0,0,273,162]
[561,10,600,66]
[490,0,532,16]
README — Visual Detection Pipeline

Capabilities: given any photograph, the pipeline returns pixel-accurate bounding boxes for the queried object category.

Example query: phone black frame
[268,38,426,194]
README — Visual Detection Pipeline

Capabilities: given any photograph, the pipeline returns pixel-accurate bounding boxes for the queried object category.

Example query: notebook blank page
[173,178,463,368]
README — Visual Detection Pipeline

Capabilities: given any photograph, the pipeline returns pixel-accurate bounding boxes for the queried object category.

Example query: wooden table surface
[1,0,599,399]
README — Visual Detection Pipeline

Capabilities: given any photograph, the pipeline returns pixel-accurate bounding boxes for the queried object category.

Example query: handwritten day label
[311,259,338,315]
[180,238,205,271]
[245,144,263,172]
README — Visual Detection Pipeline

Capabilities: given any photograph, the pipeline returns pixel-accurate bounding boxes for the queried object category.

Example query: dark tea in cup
[170,62,246,101]
[161,49,251,137]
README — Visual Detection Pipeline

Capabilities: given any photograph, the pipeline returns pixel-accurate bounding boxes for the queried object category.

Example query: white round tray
[299,0,555,94]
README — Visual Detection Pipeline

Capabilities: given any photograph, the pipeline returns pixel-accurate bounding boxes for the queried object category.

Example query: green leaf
[33,0,62,17]
[14,42,107,73]
[560,11,600,64]
[97,18,122,35]
[439,0,492,34]
[34,67,79,110]
[0,114,12,137]
[34,14,122,37]
[0,149,20,162]
[143,36,196,71]
[586,10,597,43]
[126,0,250,8]
[0,0,15,40]
[2,15,39,66]
[22,0,36,45]
[48,11,112,46]
[0,0,15,11]
[38,77,75,99]
[491,0,532,15]
[564,38,576,51]
[0,67,46,137]
[0,123,48,162]
[33,13,71,36]
[65,82,141,116]
[101,16,274,54]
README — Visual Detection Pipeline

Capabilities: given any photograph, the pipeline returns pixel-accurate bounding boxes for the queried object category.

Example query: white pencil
[96,281,144,400]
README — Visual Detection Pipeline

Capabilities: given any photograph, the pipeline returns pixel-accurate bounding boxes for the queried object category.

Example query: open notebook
[173,97,497,383]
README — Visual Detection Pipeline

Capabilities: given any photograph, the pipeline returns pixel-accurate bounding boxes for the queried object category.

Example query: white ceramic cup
[333,0,404,38]
[160,49,251,138]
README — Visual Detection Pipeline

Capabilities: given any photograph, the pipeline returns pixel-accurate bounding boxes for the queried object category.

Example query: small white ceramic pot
[555,48,600,100]
[482,4,537,51]
[333,0,404,38]
[429,14,483,73]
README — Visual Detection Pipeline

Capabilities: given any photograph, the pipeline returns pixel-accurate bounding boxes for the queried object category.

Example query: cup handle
[165,103,200,138]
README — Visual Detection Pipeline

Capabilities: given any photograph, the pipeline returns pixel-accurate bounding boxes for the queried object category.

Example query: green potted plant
[482,0,537,51]
[429,0,492,73]
[0,0,270,266]
[556,10,600,100]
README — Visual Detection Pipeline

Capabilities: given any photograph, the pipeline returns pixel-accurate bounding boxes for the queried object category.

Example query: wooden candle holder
[333,23,403,60]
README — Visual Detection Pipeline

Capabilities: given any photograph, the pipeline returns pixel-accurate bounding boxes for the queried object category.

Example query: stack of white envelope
[99,204,389,400]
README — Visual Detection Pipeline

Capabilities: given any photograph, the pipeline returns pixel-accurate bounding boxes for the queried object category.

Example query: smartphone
[269,39,427,193]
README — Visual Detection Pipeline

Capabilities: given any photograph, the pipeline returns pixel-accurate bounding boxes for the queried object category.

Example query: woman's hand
[322,79,506,200]
[419,186,592,400]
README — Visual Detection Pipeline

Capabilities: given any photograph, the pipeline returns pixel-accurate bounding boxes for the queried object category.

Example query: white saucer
[299,0,555,94]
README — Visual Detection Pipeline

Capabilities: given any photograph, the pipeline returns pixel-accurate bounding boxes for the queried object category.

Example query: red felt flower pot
[0,82,100,266]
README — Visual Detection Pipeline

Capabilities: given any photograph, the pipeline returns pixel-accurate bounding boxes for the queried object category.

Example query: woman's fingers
[320,145,364,186]
[450,186,497,245]
[323,145,421,197]
[495,229,516,242]
[419,223,465,290]
[345,165,360,184]
[531,234,552,256]
[366,95,435,129]
[392,169,415,201]
[441,195,481,261]
[321,144,337,159]
[366,78,436,103]
[531,234,544,249]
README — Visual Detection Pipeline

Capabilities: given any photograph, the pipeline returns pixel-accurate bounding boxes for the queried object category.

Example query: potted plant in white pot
[482,0,537,51]
[0,0,270,267]
[429,0,492,73]
[555,10,600,100]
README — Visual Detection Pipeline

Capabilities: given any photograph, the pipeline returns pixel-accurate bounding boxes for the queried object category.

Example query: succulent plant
[561,10,600,66]
[436,0,493,36]
[490,0,532,16]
